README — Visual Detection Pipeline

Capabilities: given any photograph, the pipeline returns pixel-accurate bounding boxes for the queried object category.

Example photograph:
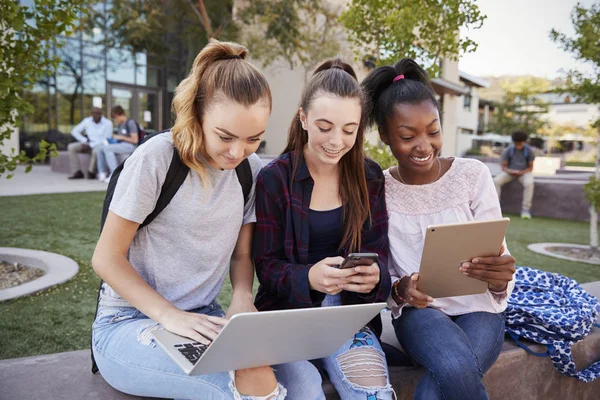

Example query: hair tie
[393,74,405,83]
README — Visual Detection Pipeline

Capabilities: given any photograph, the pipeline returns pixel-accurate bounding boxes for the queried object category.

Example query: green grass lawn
[565,161,594,168]
[0,192,599,360]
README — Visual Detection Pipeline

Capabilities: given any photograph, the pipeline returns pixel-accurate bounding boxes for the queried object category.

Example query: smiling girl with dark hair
[362,59,517,400]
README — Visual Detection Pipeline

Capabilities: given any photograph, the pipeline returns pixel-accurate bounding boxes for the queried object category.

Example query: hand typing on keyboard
[159,308,228,345]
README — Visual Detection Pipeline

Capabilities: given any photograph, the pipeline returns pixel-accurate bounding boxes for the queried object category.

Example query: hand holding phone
[338,253,381,294]
[340,253,379,269]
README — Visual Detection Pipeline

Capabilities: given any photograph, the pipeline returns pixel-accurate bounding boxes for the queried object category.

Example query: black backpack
[123,118,145,145]
[91,130,253,374]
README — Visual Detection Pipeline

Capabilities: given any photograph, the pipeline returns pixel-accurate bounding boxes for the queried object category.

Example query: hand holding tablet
[416,218,511,299]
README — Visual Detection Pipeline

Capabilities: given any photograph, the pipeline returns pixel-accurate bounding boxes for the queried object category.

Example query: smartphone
[340,253,379,269]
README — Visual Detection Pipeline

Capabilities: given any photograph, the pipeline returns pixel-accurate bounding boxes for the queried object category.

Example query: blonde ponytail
[171,39,271,182]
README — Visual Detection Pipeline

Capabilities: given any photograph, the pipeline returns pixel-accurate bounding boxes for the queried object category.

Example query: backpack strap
[508,331,552,357]
[93,133,186,374]
[139,148,189,230]
[507,145,515,165]
[235,158,253,206]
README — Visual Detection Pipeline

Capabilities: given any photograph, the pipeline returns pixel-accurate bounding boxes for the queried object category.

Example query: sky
[459,0,596,79]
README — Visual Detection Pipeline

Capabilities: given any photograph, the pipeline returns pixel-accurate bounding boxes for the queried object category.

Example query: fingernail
[461,263,469,268]
[428,297,434,302]
[463,272,469,276]
[472,258,479,264]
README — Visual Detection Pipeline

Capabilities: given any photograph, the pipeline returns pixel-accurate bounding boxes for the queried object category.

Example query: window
[463,94,472,111]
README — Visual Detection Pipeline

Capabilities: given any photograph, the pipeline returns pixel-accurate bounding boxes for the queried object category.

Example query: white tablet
[417,218,510,298]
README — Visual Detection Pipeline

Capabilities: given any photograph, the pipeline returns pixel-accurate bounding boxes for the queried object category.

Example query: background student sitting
[96,105,140,182]
[68,107,113,179]
[494,131,536,219]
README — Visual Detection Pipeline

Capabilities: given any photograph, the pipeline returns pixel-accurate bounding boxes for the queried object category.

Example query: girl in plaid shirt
[253,59,394,399]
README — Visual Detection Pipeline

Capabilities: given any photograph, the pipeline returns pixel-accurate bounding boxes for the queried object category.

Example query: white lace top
[385,157,515,318]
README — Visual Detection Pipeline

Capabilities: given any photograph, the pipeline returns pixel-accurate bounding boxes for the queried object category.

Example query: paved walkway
[0,155,279,197]
[0,157,588,198]
[0,165,108,197]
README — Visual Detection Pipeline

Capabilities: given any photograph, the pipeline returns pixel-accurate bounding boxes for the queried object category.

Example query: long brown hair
[283,58,369,253]
[171,39,272,183]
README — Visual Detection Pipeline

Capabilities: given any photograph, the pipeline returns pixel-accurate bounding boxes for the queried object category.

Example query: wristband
[393,279,408,304]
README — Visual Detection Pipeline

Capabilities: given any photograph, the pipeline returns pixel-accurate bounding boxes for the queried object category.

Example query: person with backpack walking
[95,105,141,182]
[493,131,536,219]
[361,59,517,400]
[90,39,313,400]
[252,59,394,399]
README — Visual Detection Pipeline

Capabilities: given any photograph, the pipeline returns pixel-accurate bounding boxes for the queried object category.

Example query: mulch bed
[545,246,600,265]
[0,261,46,290]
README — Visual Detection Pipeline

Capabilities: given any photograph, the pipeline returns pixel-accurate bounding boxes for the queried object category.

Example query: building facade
[18,0,186,156]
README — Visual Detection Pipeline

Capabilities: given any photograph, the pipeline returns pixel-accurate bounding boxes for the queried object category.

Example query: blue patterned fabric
[504,266,600,382]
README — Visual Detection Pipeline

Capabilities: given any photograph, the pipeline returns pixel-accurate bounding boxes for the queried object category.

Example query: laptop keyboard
[174,342,208,365]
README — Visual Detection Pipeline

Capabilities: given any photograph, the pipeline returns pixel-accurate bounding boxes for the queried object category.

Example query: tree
[239,0,345,71]
[551,2,600,252]
[93,0,343,77]
[0,0,86,178]
[487,86,549,137]
[91,0,240,74]
[340,0,486,75]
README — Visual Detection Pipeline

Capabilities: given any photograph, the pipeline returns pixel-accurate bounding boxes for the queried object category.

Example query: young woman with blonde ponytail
[91,39,311,399]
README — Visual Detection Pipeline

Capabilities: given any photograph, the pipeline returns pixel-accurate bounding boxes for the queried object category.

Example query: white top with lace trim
[386,157,515,318]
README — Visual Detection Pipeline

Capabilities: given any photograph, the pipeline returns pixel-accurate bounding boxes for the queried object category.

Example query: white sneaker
[521,209,532,219]
[97,172,107,182]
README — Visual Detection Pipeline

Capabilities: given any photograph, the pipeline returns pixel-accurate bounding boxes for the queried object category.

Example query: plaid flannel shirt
[252,151,391,335]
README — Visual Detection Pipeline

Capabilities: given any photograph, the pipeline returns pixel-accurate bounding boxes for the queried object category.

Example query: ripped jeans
[314,326,395,400]
[92,301,323,400]
[305,294,395,400]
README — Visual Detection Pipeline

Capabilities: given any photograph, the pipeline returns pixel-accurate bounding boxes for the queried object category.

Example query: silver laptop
[151,302,387,375]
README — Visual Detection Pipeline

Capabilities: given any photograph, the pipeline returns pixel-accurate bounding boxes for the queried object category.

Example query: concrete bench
[2,282,599,400]
[499,175,590,221]
[50,150,129,178]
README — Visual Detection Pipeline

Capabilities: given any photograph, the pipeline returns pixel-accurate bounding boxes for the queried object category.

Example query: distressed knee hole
[136,323,163,347]
[336,347,388,388]
[228,370,287,400]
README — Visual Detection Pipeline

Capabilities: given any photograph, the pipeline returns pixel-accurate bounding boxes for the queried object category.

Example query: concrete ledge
[51,151,129,177]
[500,177,589,221]
[0,248,79,302]
[1,282,599,399]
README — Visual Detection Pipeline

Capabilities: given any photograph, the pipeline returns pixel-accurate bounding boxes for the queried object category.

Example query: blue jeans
[96,142,136,175]
[92,301,324,399]
[392,308,505,400]
[317,326,394,399]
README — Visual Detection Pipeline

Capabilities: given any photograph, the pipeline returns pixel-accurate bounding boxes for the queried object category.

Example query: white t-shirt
[101,132,261,311]
[386,157,514,318]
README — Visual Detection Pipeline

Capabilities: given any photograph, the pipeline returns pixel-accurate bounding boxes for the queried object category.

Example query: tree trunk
[591,121,600,251]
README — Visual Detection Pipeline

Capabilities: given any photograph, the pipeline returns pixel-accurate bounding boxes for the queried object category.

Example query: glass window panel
[136,53,147,66]
[55,39,84,133]
[146,68,160,88]
[136,64,147,86]
[138,91,159,133]
[107,48,135,84]
[111,88,134,118]
[167,72,180,92]
[83,56,106,96]
[83,41,106,58]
